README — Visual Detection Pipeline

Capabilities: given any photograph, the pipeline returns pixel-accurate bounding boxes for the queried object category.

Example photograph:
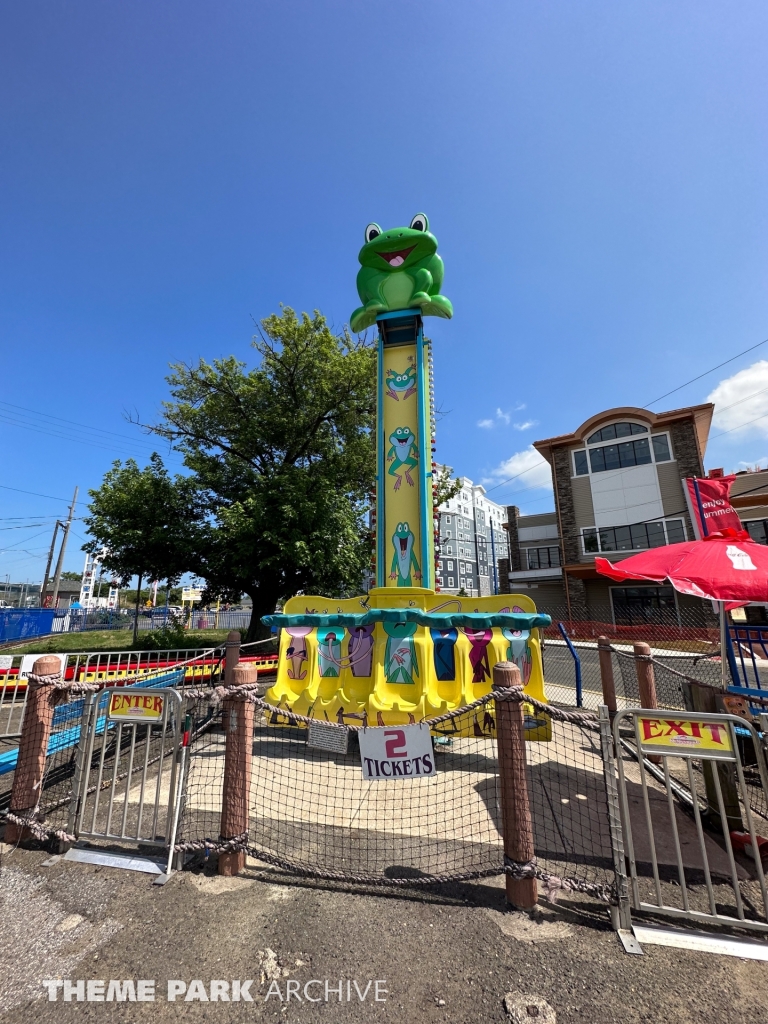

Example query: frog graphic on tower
[387,426,419,490]
[390,522,421,586]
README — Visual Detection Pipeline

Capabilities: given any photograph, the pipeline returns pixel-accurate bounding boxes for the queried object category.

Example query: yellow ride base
[264,588,551,740]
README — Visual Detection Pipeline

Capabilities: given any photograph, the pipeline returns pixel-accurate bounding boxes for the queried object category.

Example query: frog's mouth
[398,537,408,554]
[378,246,415,268]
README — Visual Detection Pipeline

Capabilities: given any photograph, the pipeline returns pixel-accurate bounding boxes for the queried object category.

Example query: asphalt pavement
[2,842,767,1024]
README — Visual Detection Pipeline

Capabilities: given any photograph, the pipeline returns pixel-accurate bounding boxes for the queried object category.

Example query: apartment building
[436,475,508,596]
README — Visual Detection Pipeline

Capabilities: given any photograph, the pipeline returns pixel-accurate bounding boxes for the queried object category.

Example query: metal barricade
[0,656,26,738]
[80,647,220,687]
[614,707,768,935]
[69,687,183,847]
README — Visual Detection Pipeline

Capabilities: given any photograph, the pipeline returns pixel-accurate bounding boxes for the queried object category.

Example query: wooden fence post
[224,629,240,687]
[5,655,62,844]
[219,663,257,876]
[633,642,658,710]
[634,642,661,765]
[493,661,538,910]
[597,636,617,717]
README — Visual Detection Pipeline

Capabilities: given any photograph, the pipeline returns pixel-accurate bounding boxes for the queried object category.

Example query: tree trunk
[133,572,143,645]
[245,589,278,644]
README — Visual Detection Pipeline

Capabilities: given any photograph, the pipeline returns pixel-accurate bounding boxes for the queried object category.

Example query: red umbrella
[595,528,768,607]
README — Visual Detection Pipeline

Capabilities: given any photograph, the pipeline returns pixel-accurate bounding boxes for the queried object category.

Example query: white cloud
[707,360,768,438]
[488,446,553,492]
[513,419,537,431]
[477,407,526,430]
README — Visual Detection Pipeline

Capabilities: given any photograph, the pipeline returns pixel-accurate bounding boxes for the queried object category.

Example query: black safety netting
[176,691,617,902]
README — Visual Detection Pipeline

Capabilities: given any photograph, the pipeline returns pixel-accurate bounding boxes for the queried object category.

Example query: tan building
[503,403,717,624]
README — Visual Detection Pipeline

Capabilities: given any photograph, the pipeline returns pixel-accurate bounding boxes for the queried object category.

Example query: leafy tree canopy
[149,307,376,639]
[82,455,200,640]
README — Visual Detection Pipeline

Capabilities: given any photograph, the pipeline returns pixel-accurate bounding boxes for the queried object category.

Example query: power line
[709,410,768,441]
[0,514,62,521]
[0,400,165,446]
[0,528,52,552]
[643,335,768,407]
[0,484,73,502]
[712,383,768,417]
[484,461,544,494]
[0,410,182,462]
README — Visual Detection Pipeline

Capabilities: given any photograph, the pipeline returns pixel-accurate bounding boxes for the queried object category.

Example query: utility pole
[51,486,78,610]
[40,521,62,607]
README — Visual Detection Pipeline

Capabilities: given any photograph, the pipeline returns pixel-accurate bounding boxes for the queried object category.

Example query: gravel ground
[1,843,768,1024]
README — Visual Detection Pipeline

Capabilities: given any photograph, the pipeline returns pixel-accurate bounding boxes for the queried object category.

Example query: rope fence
[175,664,618,904]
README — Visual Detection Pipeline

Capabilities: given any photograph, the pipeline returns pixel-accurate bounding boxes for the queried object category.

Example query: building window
[611,585,678,626]
[445,515,451,523]
[448,577,454,587]
[527,546,562,569]
[745,520,768,545]
[460,578,466,588]
[652,434,672,462]
[589,437,652,473]
[587,422,648,444]
[583,519,686,553]
[446,545,453,554]
[577,426,672,475]
[436,577,443,587]
[447,560,454,570]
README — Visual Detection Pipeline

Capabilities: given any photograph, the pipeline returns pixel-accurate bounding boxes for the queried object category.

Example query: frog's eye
[410,213,429,232]
[365,223,382,243]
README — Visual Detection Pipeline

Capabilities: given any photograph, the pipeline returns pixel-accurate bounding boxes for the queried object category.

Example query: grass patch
[6,629,236,656]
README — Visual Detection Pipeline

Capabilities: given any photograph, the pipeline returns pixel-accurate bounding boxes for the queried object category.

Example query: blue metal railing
[557,621,583,708]
[726,623,768,712]
[0,666,186,777]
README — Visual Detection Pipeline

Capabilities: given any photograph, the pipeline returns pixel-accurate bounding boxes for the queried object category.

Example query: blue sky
[2,1,768,584]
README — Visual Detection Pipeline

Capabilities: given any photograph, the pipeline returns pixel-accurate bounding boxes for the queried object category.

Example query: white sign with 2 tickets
[358,724,436,781]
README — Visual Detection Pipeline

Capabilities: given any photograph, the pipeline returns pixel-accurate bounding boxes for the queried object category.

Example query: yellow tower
[264,220,552,738]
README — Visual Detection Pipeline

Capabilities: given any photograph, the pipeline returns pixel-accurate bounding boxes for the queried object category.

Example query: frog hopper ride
[265,215,552,738]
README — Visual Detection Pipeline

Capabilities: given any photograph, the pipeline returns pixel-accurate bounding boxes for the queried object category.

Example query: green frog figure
[350,214,454,333]
[387,426,419,490]
[385,363,417,401]
[390,521,421,586]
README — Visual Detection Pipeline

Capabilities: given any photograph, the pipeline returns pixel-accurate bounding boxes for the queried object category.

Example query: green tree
[150,307,376,640]
[433,464,462,508]
[82,455,199,643]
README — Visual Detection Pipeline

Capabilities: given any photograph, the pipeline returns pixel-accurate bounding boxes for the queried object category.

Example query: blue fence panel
[2,606,255,638]
[0,608,64,642]
[0,666,186,777]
